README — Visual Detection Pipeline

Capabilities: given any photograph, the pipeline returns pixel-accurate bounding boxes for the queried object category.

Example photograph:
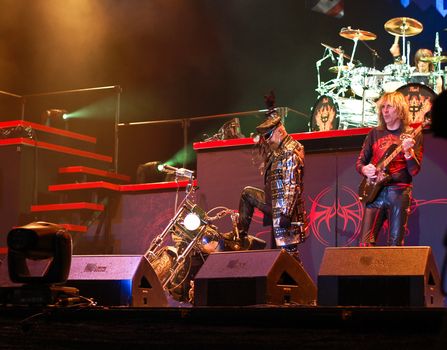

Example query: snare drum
[397,83,436,124]
[382,64,411,92]
[349,67,382,99]
[310,95,377,131]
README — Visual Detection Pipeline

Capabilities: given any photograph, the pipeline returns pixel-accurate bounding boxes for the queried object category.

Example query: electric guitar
[358,120,428,204]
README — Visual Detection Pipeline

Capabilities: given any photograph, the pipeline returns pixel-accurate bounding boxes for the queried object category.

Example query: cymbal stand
[432,32,444,92]
[434,32,443,73]
[400,29,408,64]
[349,37,359,69]
[316,48,333,93]
[361,88,367,127]
[335,49,345,79]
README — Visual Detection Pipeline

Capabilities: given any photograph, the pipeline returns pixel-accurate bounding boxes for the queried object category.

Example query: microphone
[250,132,261,144]
[158,164,194,179]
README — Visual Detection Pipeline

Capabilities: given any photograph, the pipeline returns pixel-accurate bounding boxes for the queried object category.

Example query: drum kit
[311,17,446,131]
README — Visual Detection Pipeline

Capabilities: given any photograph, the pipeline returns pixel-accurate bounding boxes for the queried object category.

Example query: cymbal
[321,42,351,60]
[384,17,423,37]
[328,65,349,73]
[419,56,447,63]
[339,27,377,41]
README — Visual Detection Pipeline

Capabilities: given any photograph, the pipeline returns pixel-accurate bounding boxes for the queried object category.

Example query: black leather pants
[238,186,272,237]
[359,185,412,246]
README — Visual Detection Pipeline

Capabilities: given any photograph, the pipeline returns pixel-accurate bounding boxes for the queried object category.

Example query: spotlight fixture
[41,109,68,128]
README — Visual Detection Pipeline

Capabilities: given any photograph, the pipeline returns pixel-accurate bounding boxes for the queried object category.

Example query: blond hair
[376,91,409,130]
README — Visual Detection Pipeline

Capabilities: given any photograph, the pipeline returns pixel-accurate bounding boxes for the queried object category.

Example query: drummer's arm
[390,35,401,62]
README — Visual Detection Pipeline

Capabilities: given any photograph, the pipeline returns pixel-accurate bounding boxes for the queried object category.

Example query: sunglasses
[262,128,275,141]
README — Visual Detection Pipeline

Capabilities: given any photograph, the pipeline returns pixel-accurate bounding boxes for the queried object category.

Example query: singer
[223,92,308,253]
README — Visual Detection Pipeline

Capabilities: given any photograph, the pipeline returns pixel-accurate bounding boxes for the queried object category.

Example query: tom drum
[349,67,382,100]
[382,63,411,93]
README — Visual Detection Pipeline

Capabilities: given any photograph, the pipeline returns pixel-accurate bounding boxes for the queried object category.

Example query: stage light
[136,161,166,183]
[7,221,72,284]
[41,109,68,128]
[183,213,201,231]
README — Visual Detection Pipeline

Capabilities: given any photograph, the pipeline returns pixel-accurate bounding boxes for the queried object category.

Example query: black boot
[222,228,249,251]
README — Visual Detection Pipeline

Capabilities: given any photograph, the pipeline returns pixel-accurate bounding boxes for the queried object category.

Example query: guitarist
[356,91,423,246]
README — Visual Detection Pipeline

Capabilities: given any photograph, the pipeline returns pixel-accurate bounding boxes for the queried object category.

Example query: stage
[1,103,447,350]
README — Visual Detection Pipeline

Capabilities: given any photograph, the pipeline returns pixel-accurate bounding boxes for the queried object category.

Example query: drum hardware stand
[433,32,444,91]
[349,36,359,69]
[434,32,443,70]
[359,72,371,127]
[316,47,335,93]
[361,90,367,127]
[400,25,409,64]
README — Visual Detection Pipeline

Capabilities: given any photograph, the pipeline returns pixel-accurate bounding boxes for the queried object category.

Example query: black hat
[255,115,282,135]
[255,90,281,135]
[264,90,277,119]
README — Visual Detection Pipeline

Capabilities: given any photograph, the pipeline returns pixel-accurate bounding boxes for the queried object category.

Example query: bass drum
[397,83,436,124]
[310,95,377,131]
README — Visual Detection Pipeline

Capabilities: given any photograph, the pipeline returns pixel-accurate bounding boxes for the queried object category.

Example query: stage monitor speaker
[194,249,317,306]
[318,247,444,307]
[66,255,168,307]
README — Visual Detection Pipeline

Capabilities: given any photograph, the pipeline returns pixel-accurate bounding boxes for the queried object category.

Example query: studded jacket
[264,135,307,247]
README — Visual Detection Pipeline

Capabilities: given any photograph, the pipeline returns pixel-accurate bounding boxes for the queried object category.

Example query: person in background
[390,36,443,94]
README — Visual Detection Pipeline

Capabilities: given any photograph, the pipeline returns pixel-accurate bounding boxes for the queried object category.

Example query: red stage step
[30,202,105,213]
[0,138,112,163]
[49,181,121,192]
[119,179,197,192]
[49,180,197,193]
[0,120,97,144]
[58,166,130,183]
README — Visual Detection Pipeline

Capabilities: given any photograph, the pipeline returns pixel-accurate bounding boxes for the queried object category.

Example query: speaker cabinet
[318,247,444,307]
[66,255,167,307]
[194,249,317,306]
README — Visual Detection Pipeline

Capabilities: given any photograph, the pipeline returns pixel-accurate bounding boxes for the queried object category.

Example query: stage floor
[1,305,446,349]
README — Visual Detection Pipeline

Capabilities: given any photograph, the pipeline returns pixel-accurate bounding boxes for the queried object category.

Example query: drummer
[390,37,443,94]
